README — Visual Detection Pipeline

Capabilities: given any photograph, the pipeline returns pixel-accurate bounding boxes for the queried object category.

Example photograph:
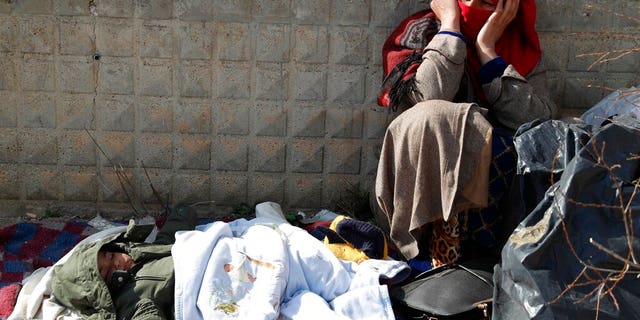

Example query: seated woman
[374,0,557,268]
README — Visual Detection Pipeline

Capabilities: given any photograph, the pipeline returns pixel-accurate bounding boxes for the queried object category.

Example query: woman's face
[460,0,498,11]
[97,251,134,280]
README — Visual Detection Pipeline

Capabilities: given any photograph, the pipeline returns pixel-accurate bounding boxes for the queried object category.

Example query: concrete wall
[0,0,638,220]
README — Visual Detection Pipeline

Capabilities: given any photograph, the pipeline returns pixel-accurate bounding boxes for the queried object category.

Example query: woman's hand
[431,0,461,32]
[476,0,519,64]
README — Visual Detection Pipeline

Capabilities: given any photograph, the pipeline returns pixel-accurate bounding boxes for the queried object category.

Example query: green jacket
[51,207,197,320]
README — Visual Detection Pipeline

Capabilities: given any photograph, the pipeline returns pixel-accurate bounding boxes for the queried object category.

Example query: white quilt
[173,216,410,320]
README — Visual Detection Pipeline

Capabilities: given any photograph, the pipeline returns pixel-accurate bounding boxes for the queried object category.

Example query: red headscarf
[378,0,541,108]
[459,0,541,101]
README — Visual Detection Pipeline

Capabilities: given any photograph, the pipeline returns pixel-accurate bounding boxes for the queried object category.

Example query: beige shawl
[375,100,492,260]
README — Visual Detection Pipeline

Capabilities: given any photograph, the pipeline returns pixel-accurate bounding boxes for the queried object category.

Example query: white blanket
[173,216,410,320]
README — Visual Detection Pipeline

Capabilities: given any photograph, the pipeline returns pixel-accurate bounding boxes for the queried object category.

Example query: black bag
[390,259,496,320]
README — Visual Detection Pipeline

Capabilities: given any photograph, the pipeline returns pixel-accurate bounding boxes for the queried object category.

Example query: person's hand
[476,0,519,64]
[430,0,461,32]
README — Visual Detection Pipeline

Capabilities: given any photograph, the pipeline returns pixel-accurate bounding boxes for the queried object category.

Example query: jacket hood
[51,221,156,319]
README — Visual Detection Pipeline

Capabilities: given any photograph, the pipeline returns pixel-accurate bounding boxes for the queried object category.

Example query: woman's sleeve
[411,34,467,104]
[483,61,558,130]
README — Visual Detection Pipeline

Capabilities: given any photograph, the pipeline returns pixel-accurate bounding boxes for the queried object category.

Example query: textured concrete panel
[293,65,327,101]
[56,0,93,16]
[251,138,286,173]
[59,18,94,55]
[136,0,173,20]
[21,56,56,91]
[331,27,369,65]
[293,25,329,63]
[137,97,173,133]
[139,22,175,58]
[216,61,251,99]
[286,176,322,208]
[24,166,59,200]
[212,173,248,205]
[175,100,211,133]
[14,0,54,15]
[253,104,286,137]
[0,165,19,200]
[58,57,95,93]
[19,17,55,54]
[99,169,133,202]
[97,95,135,132]
[21,129,58,165]
[136,168,172,204]
[96,18,135,57]
[363,142,383,176]
[538,33,570,72]
[290,108,325,137]
[255,62,288,101]
[58,93,96,130]
[214,103,250,135]
[371,0,411,27]
[256,24,291,62]
[136,134,173,169]
[100,132,136,167]
[22,93,56,128]
[178,61,212,97]
[292,0,330,24]
[365,109,392,139]
[563,76,607,109]
[212,0,251,21]
[332,0,370,26]
[175,135,210,170]
[175,0,214,21]
[98,58,135,95]
[326,139,361,174]
[0,58,17,90]
[0,92,18,128]
[254,0,290,22]
[177,22,213,60]
[248,175,284,205]
[60,130,97,166]
[63,169,98,201]
[0,129,19,163]
[138,59,173,97]
[173,172,210,204]
[535,1,571,32]
[289,139,323,173]
[0,16,18,52]
[95,0,134,18]
[326,109,363,138]
[217,22,251,61]
[328,66,366,103]
[213,136,248,171]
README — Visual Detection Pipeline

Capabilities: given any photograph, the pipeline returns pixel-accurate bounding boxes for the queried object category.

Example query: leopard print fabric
[429,213,467,267]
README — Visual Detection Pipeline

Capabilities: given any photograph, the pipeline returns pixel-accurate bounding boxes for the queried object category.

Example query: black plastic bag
[494,115,640,320]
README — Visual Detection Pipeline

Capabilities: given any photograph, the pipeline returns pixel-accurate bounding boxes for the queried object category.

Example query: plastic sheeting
[581,87,640,126]
[493,115,640,320]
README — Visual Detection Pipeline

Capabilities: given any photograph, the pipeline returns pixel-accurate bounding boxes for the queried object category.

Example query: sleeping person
[51,206,198,320]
